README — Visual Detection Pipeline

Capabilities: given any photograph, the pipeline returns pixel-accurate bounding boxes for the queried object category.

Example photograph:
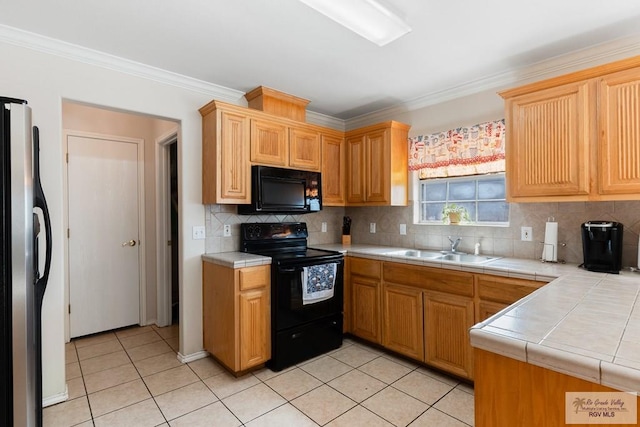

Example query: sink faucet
[448,236,462,253]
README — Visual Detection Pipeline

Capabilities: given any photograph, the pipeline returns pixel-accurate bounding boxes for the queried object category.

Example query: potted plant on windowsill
[441,204,470,225]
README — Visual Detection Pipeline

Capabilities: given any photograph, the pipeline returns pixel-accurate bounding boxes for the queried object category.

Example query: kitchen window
[417,173,509,225]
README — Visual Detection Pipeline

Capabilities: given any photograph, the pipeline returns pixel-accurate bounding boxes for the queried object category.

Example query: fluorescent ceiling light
[299,0,411,46]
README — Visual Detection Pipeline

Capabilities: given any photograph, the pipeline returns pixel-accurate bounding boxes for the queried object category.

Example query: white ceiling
[2,0,640,120]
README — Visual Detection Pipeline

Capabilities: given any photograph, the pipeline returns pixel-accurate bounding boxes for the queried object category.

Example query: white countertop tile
[527,343,602,384]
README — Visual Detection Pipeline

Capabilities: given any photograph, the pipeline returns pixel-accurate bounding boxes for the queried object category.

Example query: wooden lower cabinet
[382,283,424,361]
[238,288,270,370]
[350,258,382,343]
[477,300,508,322]
[346,257,550,380]
[424,291,475,379]
[475,274,545,322]
[203,262,271,373]
[475,349,640,427]
[351,276,381,344]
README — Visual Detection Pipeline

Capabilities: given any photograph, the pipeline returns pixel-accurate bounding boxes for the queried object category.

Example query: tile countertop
[204,243,640,392]
[202,251,271,269]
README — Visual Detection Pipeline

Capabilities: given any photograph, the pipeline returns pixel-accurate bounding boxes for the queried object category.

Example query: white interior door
[68,134,141,338]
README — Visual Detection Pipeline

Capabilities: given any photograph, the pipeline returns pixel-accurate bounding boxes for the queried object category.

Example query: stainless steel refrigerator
[1,97,52,427]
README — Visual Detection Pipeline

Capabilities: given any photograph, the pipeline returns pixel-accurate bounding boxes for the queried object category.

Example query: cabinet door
[424,291,474,379]
[506,81,591,199]
[365,129,389,203]
[204,111,250,204]
[202,262,236,368]
[382,283,424,361]
[250,118,288,166]
[475,275,543,305]
[346,135,366,203]
[351,275,381,343]
[289,126,321,171]
[322,134,346,205]
[477,301,508,323]
[598,67,640,195]
[239,287,270,370]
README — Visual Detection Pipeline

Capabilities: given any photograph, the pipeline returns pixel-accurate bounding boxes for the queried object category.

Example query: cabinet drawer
[476,275,544,304]
[383,262,473,297]
[349,257,381,279]
[239,265,270,291]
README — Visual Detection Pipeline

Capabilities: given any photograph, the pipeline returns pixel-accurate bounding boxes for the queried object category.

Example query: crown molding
[0,24,346,126]
[345,34,640,129]
[0,24,247,103]
[2,24,639,130]
[305,110,346,131]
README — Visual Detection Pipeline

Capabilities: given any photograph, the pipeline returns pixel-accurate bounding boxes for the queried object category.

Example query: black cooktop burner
[240,222,342,265]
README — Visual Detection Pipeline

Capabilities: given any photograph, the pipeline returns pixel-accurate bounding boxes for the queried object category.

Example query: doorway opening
[170,141,179,324]
[156,131,179,328]
[62,100,180,340]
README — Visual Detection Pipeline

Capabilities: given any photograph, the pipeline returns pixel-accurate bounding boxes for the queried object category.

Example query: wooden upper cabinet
[321,133,346,206]
[345,121,410,206]
[598,66,640,195]
[289,126,321,171]
[504,81,591,199]
[364,129,390,203]
[346,134,366,203]
[501,55,640,202]
[200,102,251,204]
[250,118,288,166]
[249,120,321,172]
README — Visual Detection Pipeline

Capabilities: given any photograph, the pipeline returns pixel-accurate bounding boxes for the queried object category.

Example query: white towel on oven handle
[301,262,337,305]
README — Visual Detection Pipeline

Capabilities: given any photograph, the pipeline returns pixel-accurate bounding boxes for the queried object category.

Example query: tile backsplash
[204,204,345,253]
[204,201,640,267]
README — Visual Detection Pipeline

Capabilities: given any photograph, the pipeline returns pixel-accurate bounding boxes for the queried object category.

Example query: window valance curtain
[408,119,506,179]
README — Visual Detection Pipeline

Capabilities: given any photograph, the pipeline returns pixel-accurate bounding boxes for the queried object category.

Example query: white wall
[0,40,215,401]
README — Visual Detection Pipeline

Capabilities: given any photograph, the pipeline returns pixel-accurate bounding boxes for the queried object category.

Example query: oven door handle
[278,267,300,273]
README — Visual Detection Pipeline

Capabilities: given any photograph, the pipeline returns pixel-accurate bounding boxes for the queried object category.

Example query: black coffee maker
[581,221,623,273]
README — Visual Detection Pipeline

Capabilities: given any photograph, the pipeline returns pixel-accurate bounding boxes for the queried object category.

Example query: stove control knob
[246,224,261,239]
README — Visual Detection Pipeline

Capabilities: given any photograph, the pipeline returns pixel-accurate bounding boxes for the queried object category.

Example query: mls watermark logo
[566,392,637,424]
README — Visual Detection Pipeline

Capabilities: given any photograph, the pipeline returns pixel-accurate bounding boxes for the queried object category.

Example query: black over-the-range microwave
[237,165,322,215]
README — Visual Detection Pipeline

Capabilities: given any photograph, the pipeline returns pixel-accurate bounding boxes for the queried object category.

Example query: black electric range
[241,222,344,371]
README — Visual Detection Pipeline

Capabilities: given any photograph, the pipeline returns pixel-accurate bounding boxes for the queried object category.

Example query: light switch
[192,226,206,240]
[321,222,327,232]
[370,223,376,233]
[400,224,407,235]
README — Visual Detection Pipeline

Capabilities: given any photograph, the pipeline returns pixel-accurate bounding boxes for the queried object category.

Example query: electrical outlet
[400,224,407,235]
[521,226,532,241]
[369,223,376,233]
[321,222,327,233]
[192,225,206,240]
[223,224,231,237]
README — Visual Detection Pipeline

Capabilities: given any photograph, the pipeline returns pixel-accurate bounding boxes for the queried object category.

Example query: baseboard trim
[43,385,69,408]
[177,350,208,364]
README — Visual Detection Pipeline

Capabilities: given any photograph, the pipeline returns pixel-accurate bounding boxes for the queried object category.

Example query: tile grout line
[61,326,474,426]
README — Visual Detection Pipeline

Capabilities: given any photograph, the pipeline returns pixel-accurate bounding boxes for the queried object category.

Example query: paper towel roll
[542,221,558,262]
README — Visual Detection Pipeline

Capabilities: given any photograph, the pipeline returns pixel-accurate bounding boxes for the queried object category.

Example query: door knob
[122,239,137,247]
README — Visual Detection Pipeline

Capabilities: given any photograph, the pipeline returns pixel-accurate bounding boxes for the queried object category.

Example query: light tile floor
[45,325,474,426]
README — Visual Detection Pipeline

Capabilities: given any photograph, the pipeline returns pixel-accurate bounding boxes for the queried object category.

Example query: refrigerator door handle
[33,126,51,290]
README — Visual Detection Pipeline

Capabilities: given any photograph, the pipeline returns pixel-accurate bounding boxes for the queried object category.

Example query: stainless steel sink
[385,249,442,259]
[436,253,500,263]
